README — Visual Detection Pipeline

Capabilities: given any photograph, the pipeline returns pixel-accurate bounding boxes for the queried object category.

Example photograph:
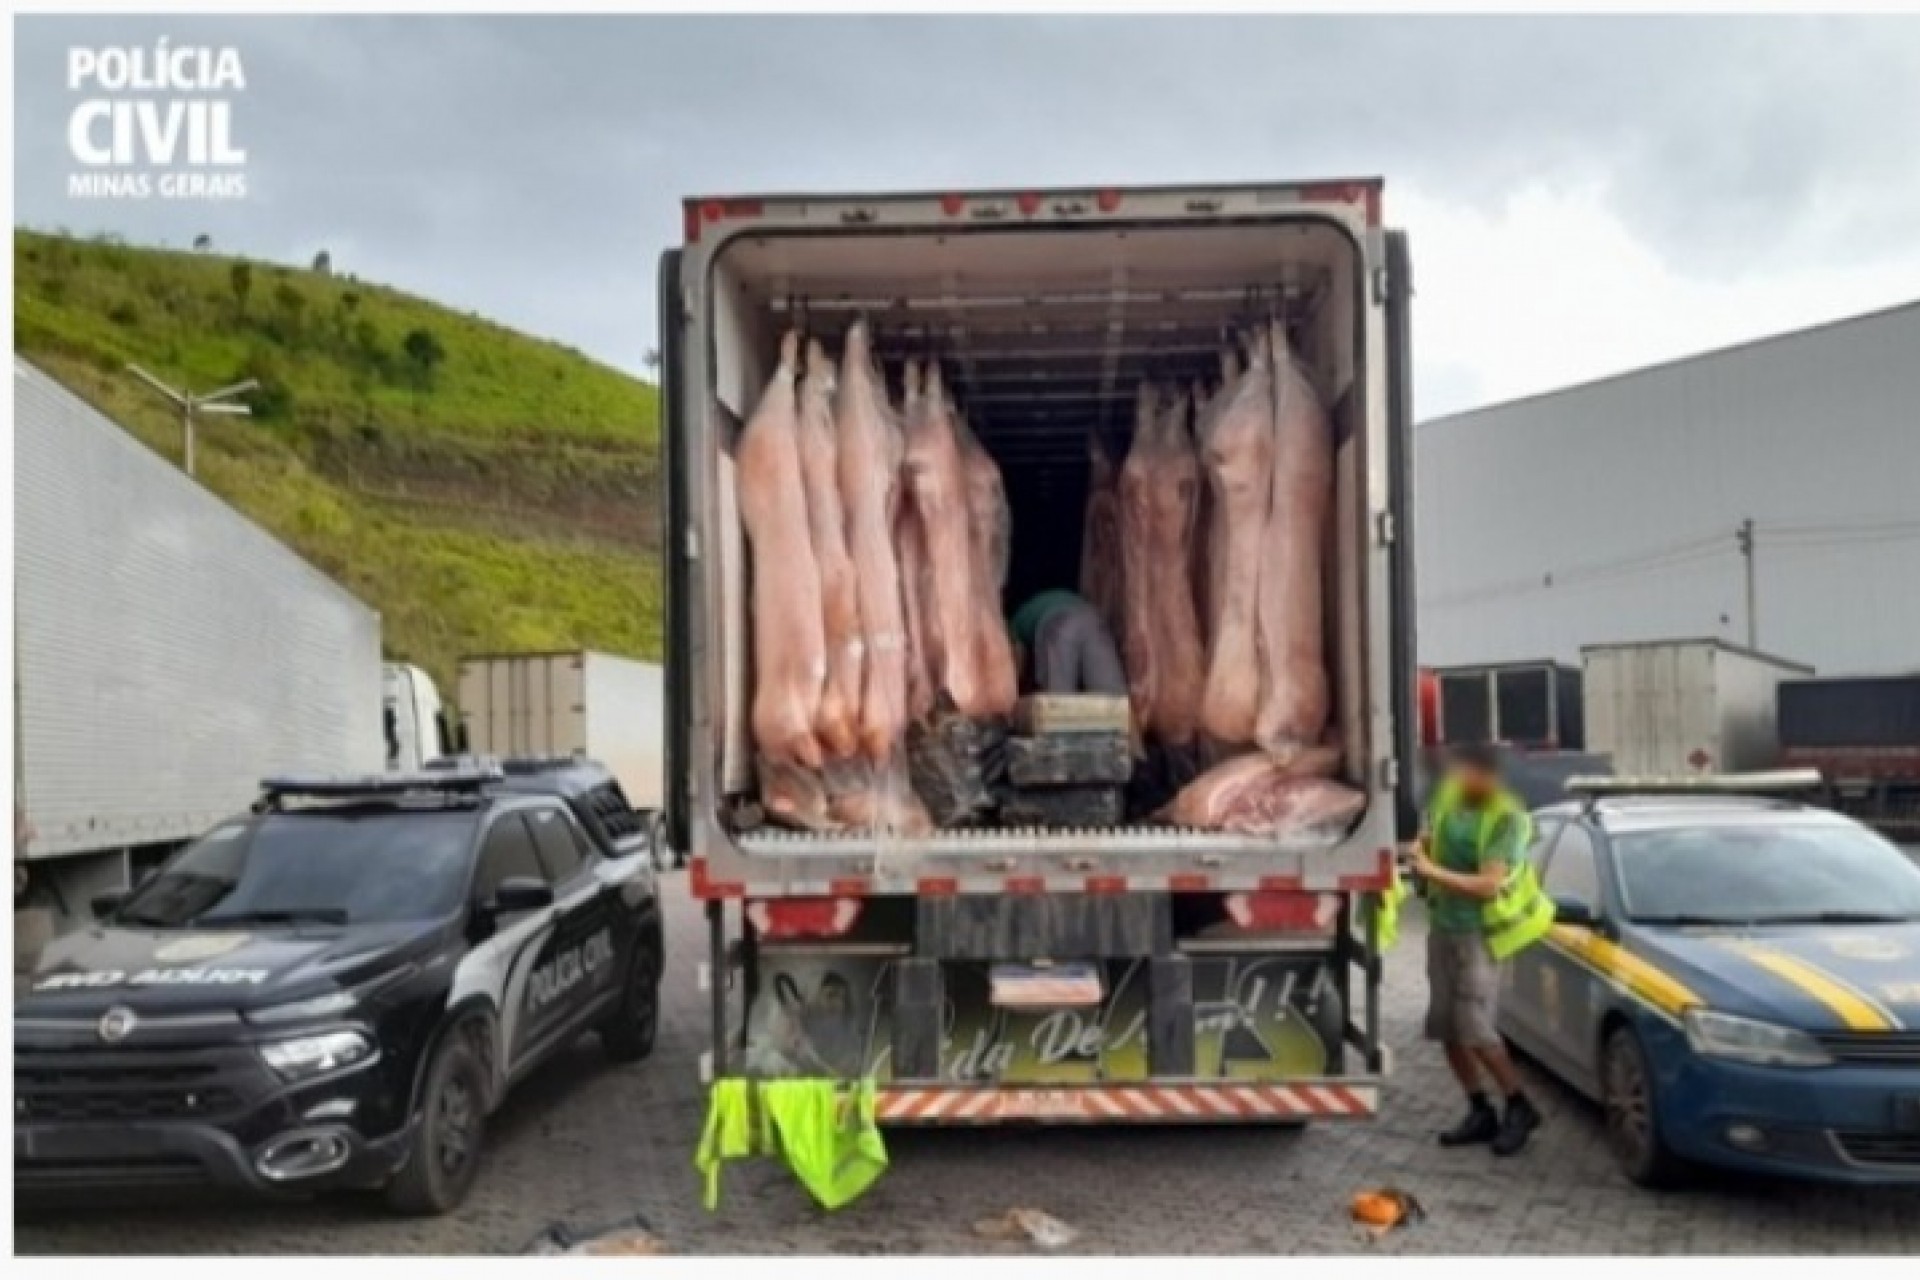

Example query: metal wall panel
[1416,303,1920,676]
[14,360,383,858]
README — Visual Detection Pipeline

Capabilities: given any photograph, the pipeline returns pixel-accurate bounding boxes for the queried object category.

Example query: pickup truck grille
[1833,1131,1920,1167]
[15,1046,268,1124]
[1814,1031,1920,1067]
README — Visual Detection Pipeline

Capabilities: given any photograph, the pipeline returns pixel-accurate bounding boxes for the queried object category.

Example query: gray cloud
[15,14,1920,389]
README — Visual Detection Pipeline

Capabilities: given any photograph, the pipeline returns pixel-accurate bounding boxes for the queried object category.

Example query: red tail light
[1224,891,1341,933]
[746,898,862,940]
[685,197,765,243]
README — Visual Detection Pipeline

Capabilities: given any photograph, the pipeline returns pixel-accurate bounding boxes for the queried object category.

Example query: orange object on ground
[1349,1187,1425,1235]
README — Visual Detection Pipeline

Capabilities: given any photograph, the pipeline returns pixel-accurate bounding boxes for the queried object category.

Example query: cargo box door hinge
[1379,757,1401,791]
[1374,511,1396,547]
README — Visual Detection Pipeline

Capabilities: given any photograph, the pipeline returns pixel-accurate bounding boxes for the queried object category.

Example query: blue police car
[1497,775,1920,1187]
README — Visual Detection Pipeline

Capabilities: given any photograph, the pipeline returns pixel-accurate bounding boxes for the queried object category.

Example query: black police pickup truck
[15,760,663,1214]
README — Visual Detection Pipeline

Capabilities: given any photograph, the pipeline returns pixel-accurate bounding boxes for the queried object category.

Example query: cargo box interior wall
[701,218,1371,841]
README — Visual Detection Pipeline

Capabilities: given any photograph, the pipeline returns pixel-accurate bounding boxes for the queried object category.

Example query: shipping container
[1778,676,1920,839]
[1779,676,1920,755]
[13,358,384,924]
[1432,660,1583,749]
[1582,638,1811,776]
[457,650,665,811]
[661,180,1415,1127]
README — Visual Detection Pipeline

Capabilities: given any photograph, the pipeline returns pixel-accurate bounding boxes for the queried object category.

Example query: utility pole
[1737,517,1757,648]
[125,365,257,478]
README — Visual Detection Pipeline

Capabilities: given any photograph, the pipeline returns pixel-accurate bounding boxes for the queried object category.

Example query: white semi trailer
[456,650,665,811]
[1582,638,1813,777]
[13,358,384,932]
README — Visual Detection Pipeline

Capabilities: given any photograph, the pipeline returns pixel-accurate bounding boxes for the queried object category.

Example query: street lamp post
[125,365,258,478]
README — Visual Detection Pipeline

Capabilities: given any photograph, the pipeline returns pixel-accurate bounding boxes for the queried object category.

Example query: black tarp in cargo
[1779,677,1920,749]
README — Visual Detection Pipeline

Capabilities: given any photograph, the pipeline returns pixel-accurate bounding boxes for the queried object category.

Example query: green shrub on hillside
[13,229,663,696]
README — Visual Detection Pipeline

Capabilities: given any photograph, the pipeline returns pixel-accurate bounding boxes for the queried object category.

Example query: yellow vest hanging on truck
[1376,780,1553,960]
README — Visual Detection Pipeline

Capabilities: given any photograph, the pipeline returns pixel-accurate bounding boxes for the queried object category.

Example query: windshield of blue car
[114,811,477,929]
[1614,820,1920,925]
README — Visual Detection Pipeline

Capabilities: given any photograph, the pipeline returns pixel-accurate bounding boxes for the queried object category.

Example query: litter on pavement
[973,1207,1080,1250]
[1349,1187,1426,1240]
[521,1215,668,1255]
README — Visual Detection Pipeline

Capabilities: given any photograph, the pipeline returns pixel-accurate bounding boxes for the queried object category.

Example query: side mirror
[1552,894,1598,928]
[488,876,554,916]
[91,890,129,921]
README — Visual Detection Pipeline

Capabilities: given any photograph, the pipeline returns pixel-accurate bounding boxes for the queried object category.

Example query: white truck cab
[384,663,450,771]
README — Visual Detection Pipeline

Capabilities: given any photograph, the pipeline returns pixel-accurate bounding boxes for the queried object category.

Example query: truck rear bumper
[875,1078,1380,1125]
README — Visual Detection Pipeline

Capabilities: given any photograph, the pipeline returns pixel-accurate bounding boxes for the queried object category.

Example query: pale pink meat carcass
[795,339,861,759]
[1079,431,1126,647]
[835,320,911,761]
[1163,751,1356,837]
[1117,384,1163,735]
[955,407,1020,719]
[1187,378,1216,635]
[1195,348,1242,642]
[893,482,937,725]
[1132,387,1207,747]
[893,362,939,724]
[1254,321,1335,752]
[1198,333,1276,748]
[901,363,986,718]
[737,331,826,769]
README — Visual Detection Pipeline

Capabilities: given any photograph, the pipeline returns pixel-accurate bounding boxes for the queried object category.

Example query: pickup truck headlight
[259,1030,374,1081]
[248,991,359,1025]
[1683,1009,1832,1067]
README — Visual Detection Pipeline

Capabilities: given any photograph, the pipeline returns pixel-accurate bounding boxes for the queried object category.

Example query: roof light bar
[1565,769,1824,799]
[259,765,503,800]
[497,754,589,776]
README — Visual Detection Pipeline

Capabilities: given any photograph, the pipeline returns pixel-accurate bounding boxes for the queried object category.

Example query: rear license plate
[989,962,1103,1009]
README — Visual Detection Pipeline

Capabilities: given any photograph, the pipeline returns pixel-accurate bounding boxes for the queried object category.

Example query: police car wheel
[385,1030,489,1215]
[600,927,661,1064]
[1601,1025,1685,1189]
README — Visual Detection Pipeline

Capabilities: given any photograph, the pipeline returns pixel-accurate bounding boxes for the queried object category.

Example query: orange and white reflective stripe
[875,1082,1380,1124]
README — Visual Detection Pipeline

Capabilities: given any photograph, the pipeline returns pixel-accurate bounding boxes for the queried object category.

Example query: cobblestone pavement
[17,874,1920,1255]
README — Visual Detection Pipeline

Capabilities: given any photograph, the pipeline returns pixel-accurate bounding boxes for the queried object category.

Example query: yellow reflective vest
[695,1077,888,1211]
[1375,779,1553,960]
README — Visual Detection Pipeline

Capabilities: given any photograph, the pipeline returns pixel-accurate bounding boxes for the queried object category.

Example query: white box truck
[660,180,1417,1125]
[1582,638,1813,777]
[456,650,665,810]
[13,358,384,932]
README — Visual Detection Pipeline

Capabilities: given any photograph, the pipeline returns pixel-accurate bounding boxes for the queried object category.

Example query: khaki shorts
[1424,930,1502,1046]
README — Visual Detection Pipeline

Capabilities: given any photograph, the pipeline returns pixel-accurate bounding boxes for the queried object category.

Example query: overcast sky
[15,13,1920,417]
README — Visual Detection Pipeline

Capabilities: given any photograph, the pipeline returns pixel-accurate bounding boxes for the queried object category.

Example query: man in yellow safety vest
[1404,744,1551,1157]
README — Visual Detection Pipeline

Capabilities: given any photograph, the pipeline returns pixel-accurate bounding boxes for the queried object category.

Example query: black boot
[1492,1093,1542,1156]
[1437,1095,1499,1147]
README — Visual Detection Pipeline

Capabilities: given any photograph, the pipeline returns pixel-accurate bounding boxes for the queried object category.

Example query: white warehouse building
[1415,300,1920,677]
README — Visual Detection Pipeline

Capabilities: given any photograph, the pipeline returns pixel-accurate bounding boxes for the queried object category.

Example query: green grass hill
[14,229,662,697]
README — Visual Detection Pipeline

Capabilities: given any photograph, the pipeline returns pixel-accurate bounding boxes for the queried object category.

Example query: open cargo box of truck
[661,183,1416,1119]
